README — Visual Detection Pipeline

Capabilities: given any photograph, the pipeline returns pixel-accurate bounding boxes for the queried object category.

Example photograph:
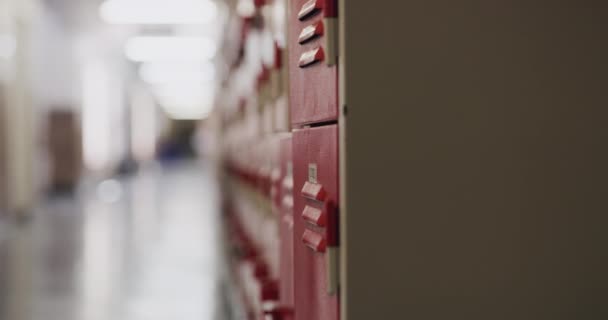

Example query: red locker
[278,135,295,319]
[292,125,339,320]
[289,0,339,126]
[263,134,296,320]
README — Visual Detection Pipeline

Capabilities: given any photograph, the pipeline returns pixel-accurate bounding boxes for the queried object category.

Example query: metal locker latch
[299,47,325,68]
[298,0,323,20]
[299,21,324,44]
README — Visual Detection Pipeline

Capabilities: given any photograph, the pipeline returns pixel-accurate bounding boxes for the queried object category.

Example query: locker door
[289,0,338,126]
[293,125,339,320]
[270,135,295,320]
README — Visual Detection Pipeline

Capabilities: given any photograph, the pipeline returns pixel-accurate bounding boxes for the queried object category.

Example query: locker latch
[300,177,339,295]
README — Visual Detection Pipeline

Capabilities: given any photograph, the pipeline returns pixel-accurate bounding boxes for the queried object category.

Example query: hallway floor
[0,162,228,320]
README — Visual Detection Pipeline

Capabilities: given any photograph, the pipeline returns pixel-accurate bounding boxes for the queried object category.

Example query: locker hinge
[323,16,338,66]
[327,246,339,295]
[326,205,340,295]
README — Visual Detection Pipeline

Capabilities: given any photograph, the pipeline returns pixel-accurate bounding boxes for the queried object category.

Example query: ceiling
[42,0,104,31]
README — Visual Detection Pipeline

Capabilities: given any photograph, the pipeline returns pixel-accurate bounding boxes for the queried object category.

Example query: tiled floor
[0,162,229,320]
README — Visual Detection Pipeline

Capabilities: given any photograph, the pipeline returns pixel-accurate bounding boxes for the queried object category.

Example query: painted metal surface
[289,0,338,126]
[275,135,295,320]
[293,125,339,320]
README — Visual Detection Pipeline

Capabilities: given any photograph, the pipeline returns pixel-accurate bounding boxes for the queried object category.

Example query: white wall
[29,6,81,112]
[1,0,38,216]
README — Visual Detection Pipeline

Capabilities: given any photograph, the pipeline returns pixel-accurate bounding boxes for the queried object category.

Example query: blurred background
[0,0,282,319]
[3,1,608,319]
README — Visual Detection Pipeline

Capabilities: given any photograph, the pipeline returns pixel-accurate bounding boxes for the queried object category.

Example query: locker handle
[260,280,279,301]
[298,0,322,21]
[263,304,293,320]
[302,229,326,252]
[270,168,281,183]
[282,176,293,192]
[298,47,324,68]
[282,214,294,229]
[302,205,326,227]
[254,260,269,279]
[301,181,326,201]
[281,194,294,211]
[274,43,283,69]
[298,21,324,44]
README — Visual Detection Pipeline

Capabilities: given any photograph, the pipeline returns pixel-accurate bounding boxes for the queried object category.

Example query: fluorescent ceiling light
[125,36,216,62]
[160,101,213,120]
[236,0,255,17]
[139,61,215,85]
[154,84,214,120]
[100,0,218,25]
[163,108,211,120]
[0,35,16,59]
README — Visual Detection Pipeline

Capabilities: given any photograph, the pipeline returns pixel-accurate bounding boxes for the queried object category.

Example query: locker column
[287,0,340,320]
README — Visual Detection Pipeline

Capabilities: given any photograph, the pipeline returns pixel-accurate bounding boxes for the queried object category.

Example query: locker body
[292,125,339,320]
[277,135,295,315]
[288,0,338,126]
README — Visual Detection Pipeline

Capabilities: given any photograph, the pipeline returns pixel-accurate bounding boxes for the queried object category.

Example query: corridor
[2,0,608,318]
[0,162,227,320]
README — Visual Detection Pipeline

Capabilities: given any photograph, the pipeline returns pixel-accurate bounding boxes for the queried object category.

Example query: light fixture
[139,61,215,85]
[159,100,213,120]
[236,0,255,17]
[125,36,217,62]
[162,107,212,120]
[100,0,218,25]
[154,83,214,120]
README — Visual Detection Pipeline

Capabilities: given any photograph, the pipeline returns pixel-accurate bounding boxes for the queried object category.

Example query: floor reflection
[0,162,223,320]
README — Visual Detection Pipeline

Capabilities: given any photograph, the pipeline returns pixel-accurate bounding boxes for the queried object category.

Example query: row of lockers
[218,0,340,319]
[225,125,338,320]
[218,1,608,319]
